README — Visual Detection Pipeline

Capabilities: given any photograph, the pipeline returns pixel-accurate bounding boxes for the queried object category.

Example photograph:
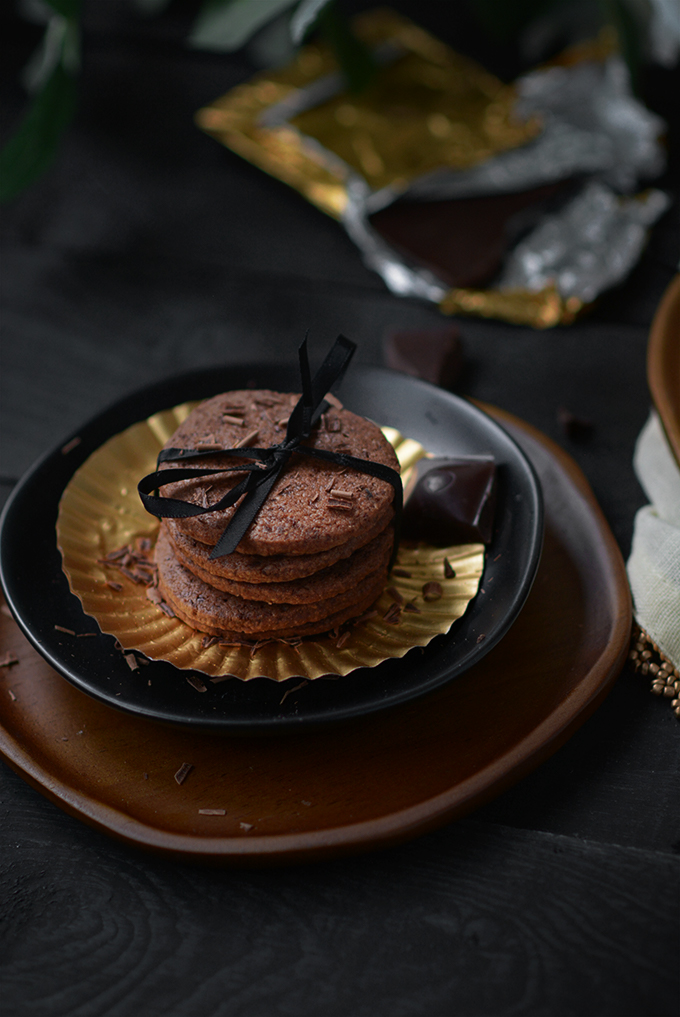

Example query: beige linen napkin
[627,411,680,669]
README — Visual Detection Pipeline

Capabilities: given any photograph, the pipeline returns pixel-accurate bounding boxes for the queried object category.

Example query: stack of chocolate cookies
[154,390,399,642]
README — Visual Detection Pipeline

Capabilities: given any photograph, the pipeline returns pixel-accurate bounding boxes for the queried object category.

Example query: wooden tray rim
[0,406,631,864]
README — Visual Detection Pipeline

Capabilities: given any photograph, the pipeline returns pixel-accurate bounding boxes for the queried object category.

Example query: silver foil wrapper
[498,183,671,302]
[343,54,670,319]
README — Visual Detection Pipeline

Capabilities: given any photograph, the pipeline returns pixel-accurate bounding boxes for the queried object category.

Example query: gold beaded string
[629,623,680,720]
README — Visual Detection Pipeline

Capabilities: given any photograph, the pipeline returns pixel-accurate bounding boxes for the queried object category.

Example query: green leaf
[289,0,333,44]
[0,63,77,202]
[601,0,642,93]
[317,2,375,93]
[189,0,299,52]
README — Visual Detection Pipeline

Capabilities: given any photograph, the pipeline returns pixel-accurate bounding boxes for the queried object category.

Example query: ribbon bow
[138,336,402,560]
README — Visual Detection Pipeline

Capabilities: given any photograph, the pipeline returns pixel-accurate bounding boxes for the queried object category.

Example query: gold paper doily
[56,405,485,681]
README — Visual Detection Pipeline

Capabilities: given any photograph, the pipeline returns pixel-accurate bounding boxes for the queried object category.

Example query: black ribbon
[138,336,403,562]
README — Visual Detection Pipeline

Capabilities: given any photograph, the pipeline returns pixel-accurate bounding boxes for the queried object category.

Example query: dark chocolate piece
[557,407,594,442]
[370,183,566,288]
[383,325,463,389]
[402,457,496,545]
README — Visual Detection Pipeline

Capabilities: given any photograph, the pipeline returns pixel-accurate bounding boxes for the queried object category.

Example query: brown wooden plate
[647,273,680,468]
[0,407,631,865]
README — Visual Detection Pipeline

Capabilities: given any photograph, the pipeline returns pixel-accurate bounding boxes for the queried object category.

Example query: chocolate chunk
[370,183,566,289]
[557,407,594,441]
[402,457,496,545]
[383,325,463,390]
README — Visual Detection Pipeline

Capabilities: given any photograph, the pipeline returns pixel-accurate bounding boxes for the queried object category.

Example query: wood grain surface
[1,3,678,1014]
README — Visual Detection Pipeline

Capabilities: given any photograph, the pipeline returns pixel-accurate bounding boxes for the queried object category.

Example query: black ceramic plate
[0,365,543,733]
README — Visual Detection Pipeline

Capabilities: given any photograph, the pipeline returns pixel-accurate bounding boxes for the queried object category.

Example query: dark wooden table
[1,4,678,1015]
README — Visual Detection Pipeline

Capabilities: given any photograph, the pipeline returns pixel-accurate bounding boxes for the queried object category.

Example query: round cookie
[164,522,394,603]
[158,390,399,555]
[155,528,387,639]
[165,511,393,584]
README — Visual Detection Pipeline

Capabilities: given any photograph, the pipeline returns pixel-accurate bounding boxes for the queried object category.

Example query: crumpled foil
[196,11,670,328]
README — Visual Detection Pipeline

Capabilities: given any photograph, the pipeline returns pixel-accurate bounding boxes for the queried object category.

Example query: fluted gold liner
[57,404,485,681]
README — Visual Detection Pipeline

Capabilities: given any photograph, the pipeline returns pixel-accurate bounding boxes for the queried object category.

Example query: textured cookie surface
[164,522,393,603]
[165,512,393,585]
[159,390,399,555]
[155,528,387,639]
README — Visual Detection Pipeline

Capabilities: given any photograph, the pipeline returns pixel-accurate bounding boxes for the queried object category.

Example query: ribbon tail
[208,465,283,559]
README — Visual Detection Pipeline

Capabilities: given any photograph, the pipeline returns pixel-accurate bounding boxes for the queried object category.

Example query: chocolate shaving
[404,601,421,613]
[159,601,176,618]
[61,437,81,455]
[280,679,309,705]
[124,653,139,671]
[119,566,145,585]
[325,393,343,410]
[222,415,246,427]
[336,630,351,649]
[54,625,75,636]
[383,602,402,624]
[239,822,253,831]
[443,558,456,579]
[186,675,207,692]
[0,652,19,668]
[422,582,443,602]
[391,567,411,578]
[76,632,97,637]
[387,586,403,604]
[174,762,194,785]
[8,690,16,701]
[236,428,260,448]
[476,633,486,643]
[353,609,378,625]
[250,639,274,657]
[201,635,219,649]
[198,808,225,815]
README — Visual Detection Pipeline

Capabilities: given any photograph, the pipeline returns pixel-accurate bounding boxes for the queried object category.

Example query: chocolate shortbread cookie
[159,390,399,556]
[155,528,387,639]
[165,510,392,584]
[164,522,393,603]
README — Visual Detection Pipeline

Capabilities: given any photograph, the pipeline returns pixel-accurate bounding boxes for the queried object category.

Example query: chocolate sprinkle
[174,762,194,785]
[186,675,208,693]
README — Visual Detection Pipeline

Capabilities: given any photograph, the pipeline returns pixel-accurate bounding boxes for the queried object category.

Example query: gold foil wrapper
[195,9,539,219]
[439,284,586,329]
[56,407,484,682]
[193,9,590,328]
